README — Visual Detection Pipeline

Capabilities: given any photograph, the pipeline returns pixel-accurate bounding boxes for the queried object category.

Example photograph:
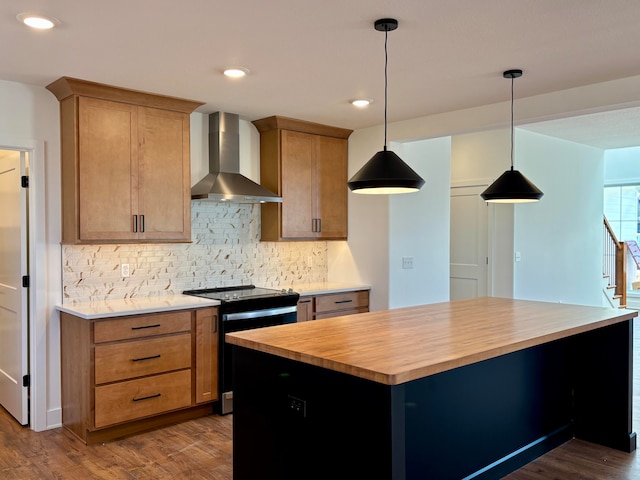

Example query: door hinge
[23,375,30,387]
[22,275,30,288]
[21,176,29,188]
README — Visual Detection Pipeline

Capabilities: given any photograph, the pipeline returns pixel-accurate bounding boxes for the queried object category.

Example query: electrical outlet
[121,263,130,277]
[402,256,414,269]
[288,395,306,418]
[307,256,313,268]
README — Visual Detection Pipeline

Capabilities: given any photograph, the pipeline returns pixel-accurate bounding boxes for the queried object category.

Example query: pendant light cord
[383,28,388,151]
[510,75,514,171]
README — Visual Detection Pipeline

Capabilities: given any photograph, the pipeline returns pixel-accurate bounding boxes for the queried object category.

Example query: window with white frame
[604,185,640,243]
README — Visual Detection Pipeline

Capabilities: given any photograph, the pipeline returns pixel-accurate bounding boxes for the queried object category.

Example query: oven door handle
[224,305,297,321]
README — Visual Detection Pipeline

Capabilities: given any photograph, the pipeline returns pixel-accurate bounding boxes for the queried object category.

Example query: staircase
[603,216,627,308]
[602,274,625,308]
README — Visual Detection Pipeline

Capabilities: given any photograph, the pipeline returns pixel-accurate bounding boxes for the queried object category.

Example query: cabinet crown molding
[252,115,352,139]
[46,77,204,114]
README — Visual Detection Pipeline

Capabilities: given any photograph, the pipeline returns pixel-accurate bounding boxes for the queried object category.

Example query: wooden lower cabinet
[94,370,192,428]
[60,307,218,444]
[297,289,370,322]
[296,296,314,322]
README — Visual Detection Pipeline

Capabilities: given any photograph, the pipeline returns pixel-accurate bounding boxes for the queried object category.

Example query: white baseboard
[46,407,62,430]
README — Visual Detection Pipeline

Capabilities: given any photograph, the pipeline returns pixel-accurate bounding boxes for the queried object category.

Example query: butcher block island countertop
[226,296,637,385]
[229,296,638,480]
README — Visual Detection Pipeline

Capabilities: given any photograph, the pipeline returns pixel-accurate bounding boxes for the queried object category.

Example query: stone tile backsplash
[62,201,328,301]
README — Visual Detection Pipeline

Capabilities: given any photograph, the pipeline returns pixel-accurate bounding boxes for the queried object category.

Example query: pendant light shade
[348,18,425,195]
[481,69,543,203]
[347,147,424,194]
[479,168,543,203]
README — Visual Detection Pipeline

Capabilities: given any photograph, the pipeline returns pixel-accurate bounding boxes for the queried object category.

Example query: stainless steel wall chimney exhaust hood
[191,112,282,203]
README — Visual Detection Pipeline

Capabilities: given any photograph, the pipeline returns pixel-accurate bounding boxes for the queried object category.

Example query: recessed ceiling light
[223,67,250,78]
[17,12,60,29]
[351,99,373,108]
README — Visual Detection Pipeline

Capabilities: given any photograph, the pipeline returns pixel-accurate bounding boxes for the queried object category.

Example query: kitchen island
[226,297,637,480]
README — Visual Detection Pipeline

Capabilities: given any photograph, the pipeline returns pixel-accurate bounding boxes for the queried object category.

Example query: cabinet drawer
[314,291,369,314]
[315,307,369,320]
[94,333,192,384]
[94,370,192,428]
[94,311,191,343]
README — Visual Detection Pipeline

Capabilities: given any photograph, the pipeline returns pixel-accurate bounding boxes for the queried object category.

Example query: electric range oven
[183,285,299,414]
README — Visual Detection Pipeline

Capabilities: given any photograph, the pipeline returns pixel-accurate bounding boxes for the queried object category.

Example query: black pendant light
[481,69,543,203]
[347,18,425,195]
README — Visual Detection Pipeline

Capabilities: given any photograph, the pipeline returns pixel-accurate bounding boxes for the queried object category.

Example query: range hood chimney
[191,112,282,203]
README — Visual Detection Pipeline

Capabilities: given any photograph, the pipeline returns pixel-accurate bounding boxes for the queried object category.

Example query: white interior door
[0,149,29,425]
[450,185,488,300]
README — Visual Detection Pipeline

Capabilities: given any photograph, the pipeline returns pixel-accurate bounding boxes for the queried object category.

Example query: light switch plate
[402,257,414,269]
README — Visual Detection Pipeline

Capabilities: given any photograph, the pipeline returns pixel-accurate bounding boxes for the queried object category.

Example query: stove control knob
[281,289,287,294]
[288,288,294,294]
[224,294,230,300]
[232,293,238,299]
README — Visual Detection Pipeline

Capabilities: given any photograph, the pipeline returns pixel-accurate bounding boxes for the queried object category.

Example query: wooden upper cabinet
[47,77,203,244]
[137,106,192,241]
[253,116,352,241]
[280,130,315,238]
[77,97,138,241]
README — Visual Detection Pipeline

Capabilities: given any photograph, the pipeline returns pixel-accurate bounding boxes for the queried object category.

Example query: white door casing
[450,184,489,300]
[0,149,29,425]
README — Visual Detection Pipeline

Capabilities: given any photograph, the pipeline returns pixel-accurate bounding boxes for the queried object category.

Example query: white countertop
[287,282,370,297]
[57,283,370,319]
[57,294,220,320]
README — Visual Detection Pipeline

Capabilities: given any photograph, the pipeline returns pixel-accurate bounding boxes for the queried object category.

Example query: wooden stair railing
[603,216,627,308]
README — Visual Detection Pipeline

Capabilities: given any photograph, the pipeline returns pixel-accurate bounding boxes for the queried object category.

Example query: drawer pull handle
[131,354,161,362]
[335,299,353,304]
[299,299,311,304]
[132,393,161,402]
[131,324,161,330]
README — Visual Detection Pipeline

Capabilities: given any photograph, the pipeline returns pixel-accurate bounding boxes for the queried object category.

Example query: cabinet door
[138,107,191,241]
[296,297,314,322]
[195,308,219,404]
[281,130,315,239]
[78,97,139,241]
[314,136,348,239]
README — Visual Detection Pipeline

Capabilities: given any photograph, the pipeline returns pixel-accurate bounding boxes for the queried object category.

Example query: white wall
[332,125,391,310]
[331,129,452,311]
[604,147,640,185]
[450,129,515,298]
[337,74,640,313]
[513,130,604,306]
[0,80,62,430]
[388,138,451,308]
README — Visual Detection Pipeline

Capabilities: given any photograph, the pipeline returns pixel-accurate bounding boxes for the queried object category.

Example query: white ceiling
[3,0,640,148]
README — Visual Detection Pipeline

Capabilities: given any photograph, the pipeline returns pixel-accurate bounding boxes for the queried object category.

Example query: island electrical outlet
[288,395,306,418]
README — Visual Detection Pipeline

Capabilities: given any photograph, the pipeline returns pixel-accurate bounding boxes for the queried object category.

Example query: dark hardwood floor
[1,317,639,479]
[0,408,233,479]
[504,315,640,480]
